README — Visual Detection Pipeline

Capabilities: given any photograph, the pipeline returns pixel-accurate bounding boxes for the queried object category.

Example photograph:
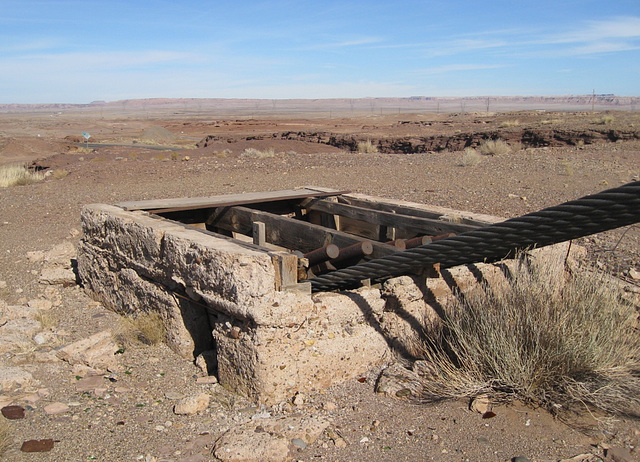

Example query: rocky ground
[0,107,639,461]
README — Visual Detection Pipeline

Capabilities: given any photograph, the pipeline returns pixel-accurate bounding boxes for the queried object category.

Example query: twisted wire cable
[309,181,640,292]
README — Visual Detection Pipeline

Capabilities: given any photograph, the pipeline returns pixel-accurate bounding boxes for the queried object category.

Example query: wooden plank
[252,221,266,246]
[117,188,349,213]
[272,252,298,290]
[338,194,496,227]
[207,206,399,259]
[304,199,479,235]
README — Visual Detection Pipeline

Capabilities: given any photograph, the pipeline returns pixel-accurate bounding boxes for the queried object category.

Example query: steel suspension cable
[309,181,640,292]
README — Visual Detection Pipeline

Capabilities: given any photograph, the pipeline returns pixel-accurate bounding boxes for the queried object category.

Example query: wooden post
[252,221,266,246]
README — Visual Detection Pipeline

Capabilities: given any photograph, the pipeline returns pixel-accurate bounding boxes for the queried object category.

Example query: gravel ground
[1,110,639,461]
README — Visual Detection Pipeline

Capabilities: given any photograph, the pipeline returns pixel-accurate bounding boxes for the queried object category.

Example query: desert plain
[0,97,639,461]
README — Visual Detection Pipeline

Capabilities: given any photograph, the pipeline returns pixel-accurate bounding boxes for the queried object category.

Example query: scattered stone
[559,454,601,462]
[629,268,640,280]
[322,401,337,411]
[56,330,119,370]
[470,394,492,414]
[195,376,218,385]
[173,393,210,415]
[0,366,35,391]
[293,392,305,406]
[213,415,328,462]
[291,438,307,449]
[44,402,70,415]
[164,391,184,400]
[27,298,53,311]
[39,267,76,286]
[23,393,40,404]
[44,241,76,266]
[605,447,635,462]
[194,350,217,375]
[26,250,46,263]
[21,439,55,452]
[75,374,105,392]
[375,363,420,399]
[512,457,531,462]
[34,331,57,345]
[2,404,25,419]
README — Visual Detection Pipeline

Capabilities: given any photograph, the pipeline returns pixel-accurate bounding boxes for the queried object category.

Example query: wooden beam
[337,195,491,227]
[207,206,399,259]
[117,188,349,213]
[304,199,478,235]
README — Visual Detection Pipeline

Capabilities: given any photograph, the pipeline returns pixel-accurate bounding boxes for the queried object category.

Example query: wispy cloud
[298,36,383,51]
[2,50,196,73]
[412,64,507,75]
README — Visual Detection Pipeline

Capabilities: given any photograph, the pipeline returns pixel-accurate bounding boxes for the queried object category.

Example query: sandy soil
[0,105,639,461]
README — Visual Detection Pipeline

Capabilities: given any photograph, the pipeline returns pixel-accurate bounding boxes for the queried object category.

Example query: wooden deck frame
[116,187,487,288]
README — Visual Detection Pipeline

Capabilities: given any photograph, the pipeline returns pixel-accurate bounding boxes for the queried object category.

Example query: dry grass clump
[356,139,379,154]
[478,139,511,156]
[417,258,640,417]
[0,419,10,456]
[460,147,482,167]
[51,169,69,179]
[240,147,275,158]
[114,310,166,347]
[500,119,520,128]
[0,164,46,187]
[601,115,615,125]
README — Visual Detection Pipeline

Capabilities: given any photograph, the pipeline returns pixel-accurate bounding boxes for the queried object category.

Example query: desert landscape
[1,97,639,461]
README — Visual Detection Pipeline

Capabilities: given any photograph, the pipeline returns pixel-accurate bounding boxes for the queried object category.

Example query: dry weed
[0,419,10,456]
[460,147,482,167]
[113,310,166,347]
[240,147,275,158]
[500,120,520,127]
[478,139,511,156]
[416,256,640,417]
[0,165,46,187]
[51,169,69,179]
[357,139,379,154]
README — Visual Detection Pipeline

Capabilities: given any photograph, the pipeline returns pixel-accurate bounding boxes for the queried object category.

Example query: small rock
[164,391,184,400]
[359,437,370,444]
[27,299,53,311]
[194,350,217,375]
[0,366,34,391]
[44,402,70,415]
[1,405,25,419]
[375,363,420,399]
[293,392,305,406]
[56,330,119,370]
[512,457,531,462]
[322,401,337,411]
[173,393,210,415]
[75,374,105,392]
[291,438,307,449]
[629,268,640,280]
[21,439,55,452]
[470,394,492,414]
[605,447,634,462]
[195,376,218,385]
[39,267,76,286]
[34,331,57,345]
[26,251,45,263]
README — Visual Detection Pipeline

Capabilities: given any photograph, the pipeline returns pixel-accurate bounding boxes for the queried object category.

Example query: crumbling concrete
[77,198,574,405]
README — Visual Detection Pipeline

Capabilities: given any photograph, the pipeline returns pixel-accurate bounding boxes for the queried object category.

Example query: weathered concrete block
[77,198,574,405]
[78,204,392,404]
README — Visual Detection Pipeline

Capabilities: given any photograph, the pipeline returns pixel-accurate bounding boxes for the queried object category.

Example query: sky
[1,0,639,103]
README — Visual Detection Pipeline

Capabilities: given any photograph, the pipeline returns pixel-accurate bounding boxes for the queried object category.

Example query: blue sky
[1,0,639,103]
